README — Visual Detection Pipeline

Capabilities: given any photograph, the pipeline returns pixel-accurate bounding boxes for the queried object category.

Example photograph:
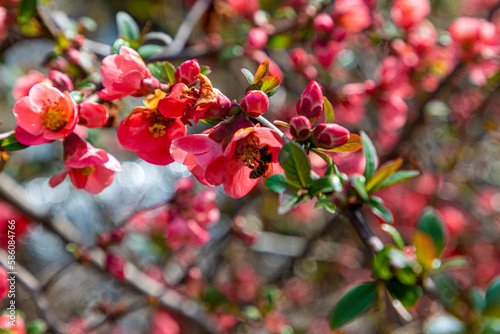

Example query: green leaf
[241,68,254,85]
[1,134,29,151]
[381,224,405,250]
[254,60,270,83]
[426,316,466,334]
[279,141,311,189]
[259,76,280,93]
[0,329,14,334]
[471,289,486,313]
[428,256,468,275]
[116,11,140,41]
[367,197,393,224]
[278,190,308,215]
[199,118,224,126]
[366,158,402,193]
[315,197,337,214]
[200,65,211,76]
[138,44,163,58]
[27,319,48,334]
[417,207,447,256]
[386,278,422,308]
[111,39,131,54]
[351,175,368,201]
[323,97,335,123]
[203,285,228,307]
[373,247,395,281]
[309,175,342,197]
[266,174,291,194]
[373,170,420,192]
[245,83,262,92]
[482,319,500,334]
[330,282,377,330]
[18,0,37,24]
[361,131,377,181]
[267,86,280,97]
[147,61,176,84]
[484,277,500,318]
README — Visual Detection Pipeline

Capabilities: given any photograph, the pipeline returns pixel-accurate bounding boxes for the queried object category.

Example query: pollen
[40,105,68,131]
[235,134,261,168]
[146,110,173,138]
[75,166,96,176]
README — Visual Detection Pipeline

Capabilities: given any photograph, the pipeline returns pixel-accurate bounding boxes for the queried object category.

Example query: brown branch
[0,250,63,334]
[0,173,219,334]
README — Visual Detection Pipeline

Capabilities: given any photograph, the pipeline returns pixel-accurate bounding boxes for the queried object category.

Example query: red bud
[240,90,269,118]
[312,123,350,149]
[290,116,312,141]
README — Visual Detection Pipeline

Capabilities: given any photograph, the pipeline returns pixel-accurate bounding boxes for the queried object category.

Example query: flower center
[235,135,272,179]
[41,105,68,131]
[75,166,96,176]
[146,110,174,138]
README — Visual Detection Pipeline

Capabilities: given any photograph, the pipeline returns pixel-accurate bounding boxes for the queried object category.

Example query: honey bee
[250,145,273,179]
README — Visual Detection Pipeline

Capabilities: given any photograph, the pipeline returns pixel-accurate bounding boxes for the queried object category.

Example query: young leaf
[309,175,342,197]
[367,197,393,223]
[484,277,500,318]
[1,134,29,151]
[266,174,291,194]
[254,59,270,83]
[200,65,211,76]
[413,232,438,271]
[116,11,140,41]
[241,68,255,85]
[318,134,363,153]
[111,39,131,54]
[373,170,420,192]
[259,76,280,93]
[279,141,311,189]
[162,61,176,85]
[330,282,377,330]
[138,44,163,58]
[366,158,403,193]
[315,197,337,213]
[278,190,308,215]
[351,175,369,201]
[386,278,422,308]
[417,207,447,256]
[361,131,377,181]
[18,0,37,24]
[27,319,48,334]
[323,96,335,123]
[381,224,405,250]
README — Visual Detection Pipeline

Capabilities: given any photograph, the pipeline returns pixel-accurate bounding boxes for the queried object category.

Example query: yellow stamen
[40,105,68,131]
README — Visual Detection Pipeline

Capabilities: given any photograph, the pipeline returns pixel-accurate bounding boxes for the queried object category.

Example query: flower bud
[290,116,312,141]
[49,70,74,92]
[312,123,350,149]
[240,90,269,118]
[174,59,201,87]
[312,13,335,33]
[296,80,324,123]
[247,27,268,49]
[106,253,126,281]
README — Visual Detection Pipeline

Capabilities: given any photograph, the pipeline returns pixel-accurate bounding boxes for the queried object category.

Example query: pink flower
[98,46,160,100]
[172,116,284,198]
[0,266,8,301]
[150,308,181,334]
[240,90,269,118]
[296,80,324,124]
[13,83,77,145]
[0,6,13,44]
[331,0,372,33]
[449,17,499,60]
[12,70,46,100]
[49,133,122,194]
[0,315,26,334]
[174,59,201,87]
[312,123,350,149]
[118,90,187,165]
[228,0,259,19]
[313,39,343,69]
[78,101,109,128]
[290,116,312,140]
[391,0,430,29]
[247,27,268,49]
[0,201,31,249]
[437,205,467,236]
[166,215,211,249]
[313,13,335,34]
[48,70,74,92]
[333,82,368,125]
[106,253,126,281]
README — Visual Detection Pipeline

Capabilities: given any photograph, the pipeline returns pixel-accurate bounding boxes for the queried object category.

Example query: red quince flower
[0,266,8,301]
[117,90,187,165]
[13,82,77,145]
[98,46,160,100]
[77,101,109,128]
[173,115,284,198]
[49,133,122,194]
[12,70,46,100]
[0,314,26,334]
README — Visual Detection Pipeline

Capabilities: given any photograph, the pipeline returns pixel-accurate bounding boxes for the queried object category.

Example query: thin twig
[256,115,289,141]
[0,250,63,334]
